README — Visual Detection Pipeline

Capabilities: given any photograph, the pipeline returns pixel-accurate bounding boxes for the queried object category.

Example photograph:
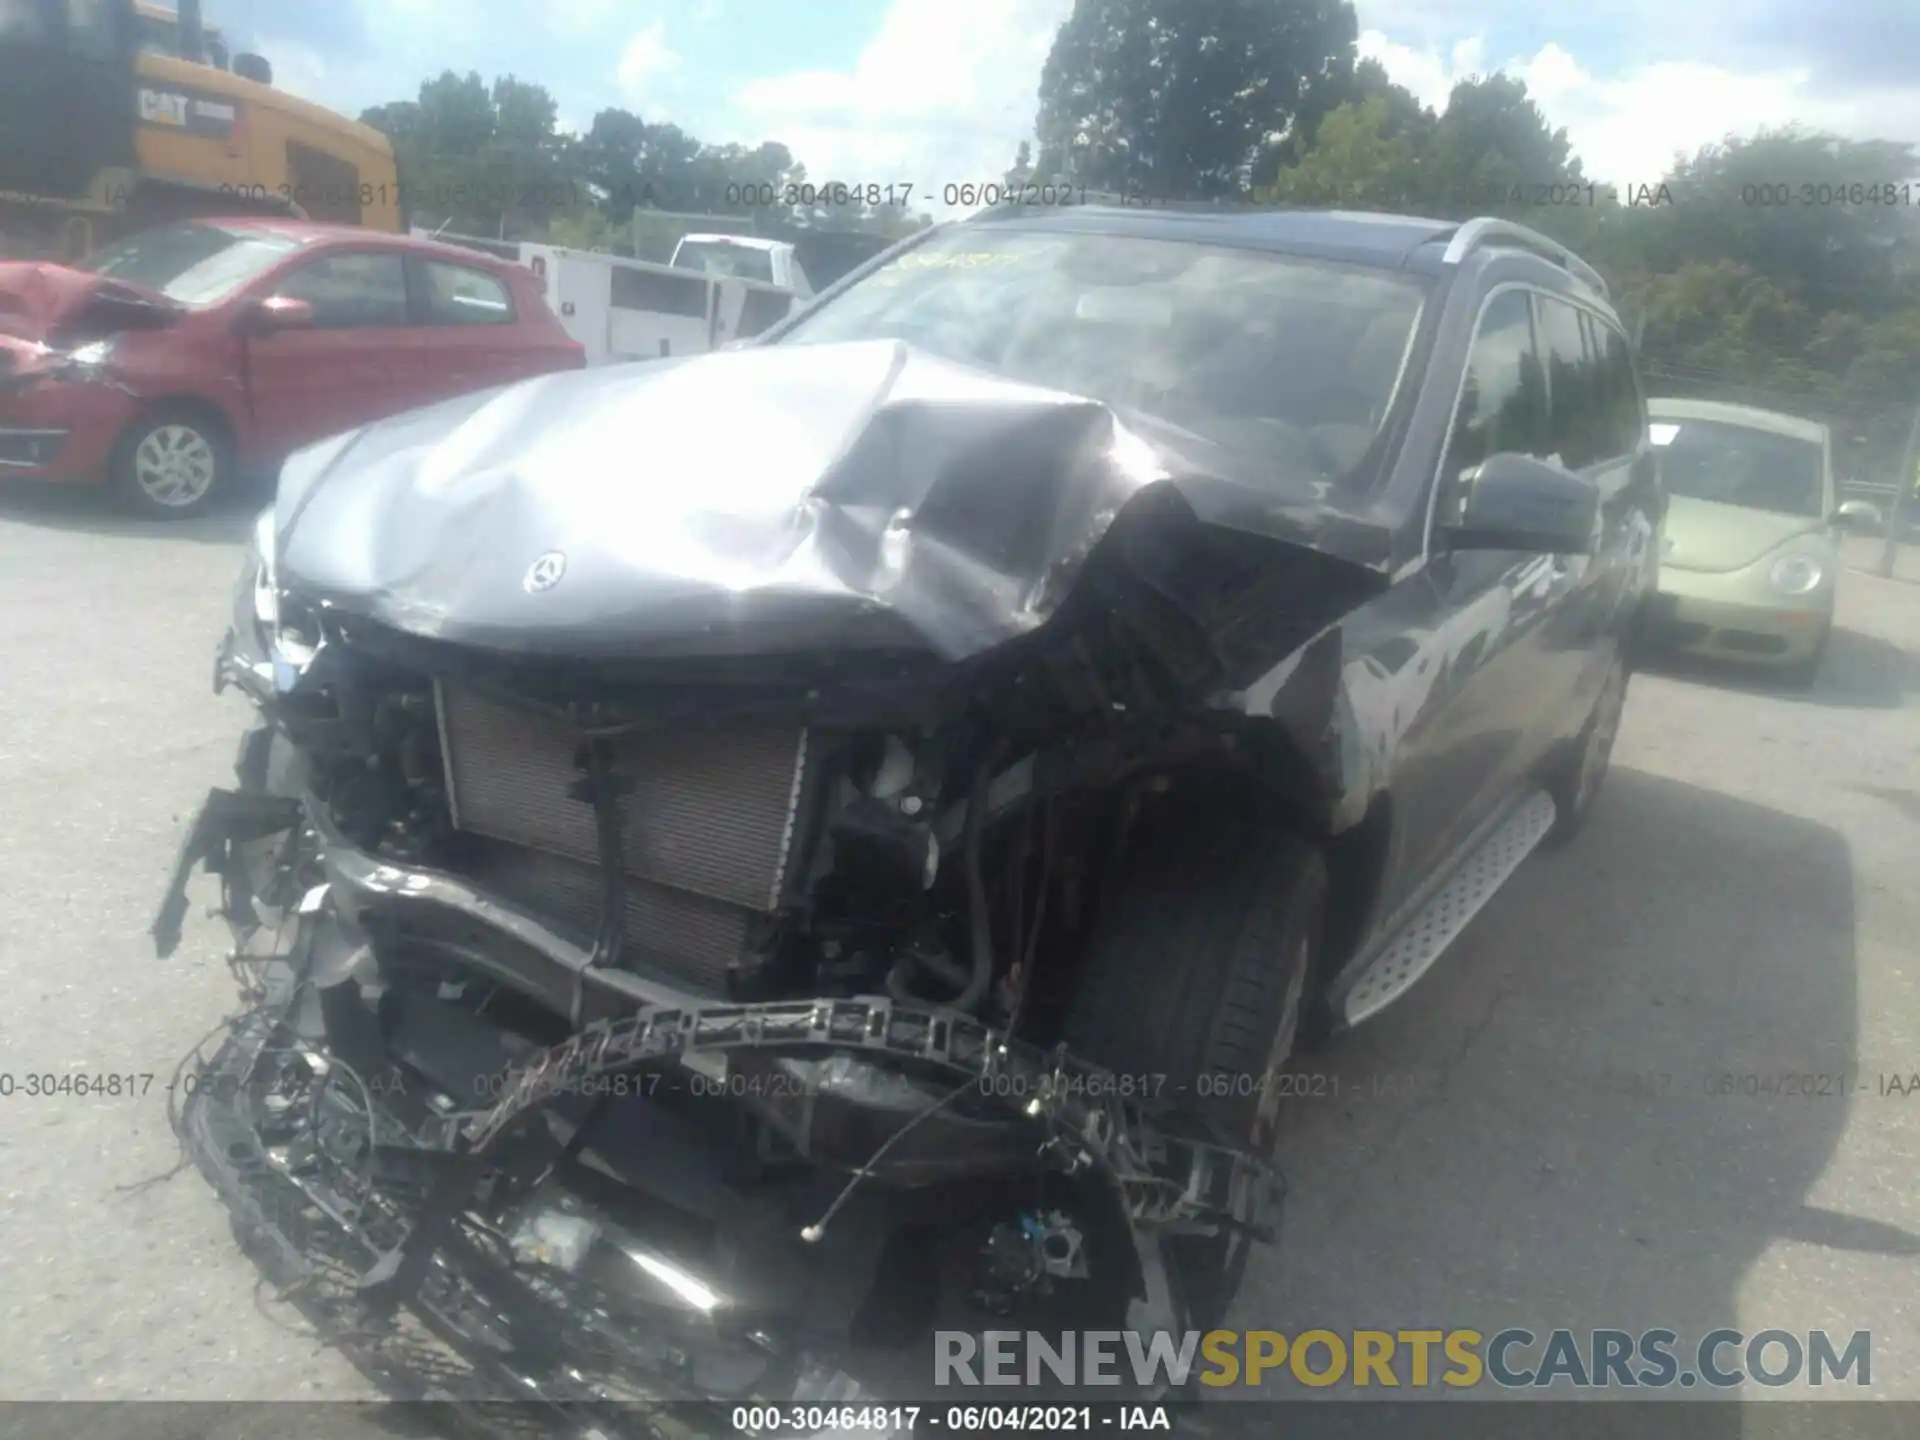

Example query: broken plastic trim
[174,967,1280,1414]
[151,787,302,958]
[175,998,705,1432]
[358,995,1282,1331]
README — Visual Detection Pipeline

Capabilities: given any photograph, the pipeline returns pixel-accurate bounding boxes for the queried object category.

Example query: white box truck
[413,230,805,367]
[521,245,804,366]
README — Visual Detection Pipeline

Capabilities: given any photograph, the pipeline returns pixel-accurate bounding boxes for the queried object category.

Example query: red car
[0,218,584,517]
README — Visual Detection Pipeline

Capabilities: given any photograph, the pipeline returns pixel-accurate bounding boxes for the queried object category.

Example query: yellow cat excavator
[0,0,401,260]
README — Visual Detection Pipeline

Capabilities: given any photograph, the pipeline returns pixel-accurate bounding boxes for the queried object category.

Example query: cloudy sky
[207,0,1920,209]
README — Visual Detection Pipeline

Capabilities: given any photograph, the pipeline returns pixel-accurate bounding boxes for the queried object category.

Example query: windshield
[777,227,1426,483]
[673,240,776,284]
[1649,417,1828,518]
[76,223,305,306]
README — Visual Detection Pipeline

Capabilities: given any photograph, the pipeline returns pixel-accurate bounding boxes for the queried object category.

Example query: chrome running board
[1339,790,1557,1027]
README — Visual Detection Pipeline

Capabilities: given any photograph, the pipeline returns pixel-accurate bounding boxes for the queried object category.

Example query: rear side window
[274,251,408,328]
[1585,313,1645,460]
[1442,288,1549,486]
[420,260,515,325]
[1535,295,1606,469]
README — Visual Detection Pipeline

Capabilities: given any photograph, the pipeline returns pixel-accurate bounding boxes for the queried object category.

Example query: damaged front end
[154,341,1384,1429]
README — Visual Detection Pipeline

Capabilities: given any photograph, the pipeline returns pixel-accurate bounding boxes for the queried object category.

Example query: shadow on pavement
[0,475,264,546]
[1638,625,1915,710]
[1818,626,1919,707]
[1212,766,1907,1436]
[1851,785,1920,828]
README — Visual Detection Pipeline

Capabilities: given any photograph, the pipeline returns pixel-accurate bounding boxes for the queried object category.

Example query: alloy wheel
[133,424,218,508]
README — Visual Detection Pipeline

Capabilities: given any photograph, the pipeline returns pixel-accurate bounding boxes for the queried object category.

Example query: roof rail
[1440,216,1608,299]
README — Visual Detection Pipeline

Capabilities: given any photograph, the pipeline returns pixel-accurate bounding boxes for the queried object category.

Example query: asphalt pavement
[0,485,1915,1423]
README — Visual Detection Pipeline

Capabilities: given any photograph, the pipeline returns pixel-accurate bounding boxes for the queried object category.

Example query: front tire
[110,407,232,519]
[1544,653,1627,847]
[1063,798,1328,1327]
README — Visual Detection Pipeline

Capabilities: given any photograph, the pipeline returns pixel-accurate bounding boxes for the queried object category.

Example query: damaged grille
[436,683,810,992]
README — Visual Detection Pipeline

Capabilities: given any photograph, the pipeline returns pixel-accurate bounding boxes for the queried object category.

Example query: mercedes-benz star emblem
[524,551,567,593]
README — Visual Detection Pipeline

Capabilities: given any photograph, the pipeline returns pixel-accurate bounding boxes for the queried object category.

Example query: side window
[275,252,409,329]
[1439,288,1548,518]
[420,261,515,325]
[1537,296,1600,469]
[1588,315,1645,459]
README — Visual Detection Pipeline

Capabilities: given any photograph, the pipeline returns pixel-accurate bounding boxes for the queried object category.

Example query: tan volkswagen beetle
[1644,397,1880,687]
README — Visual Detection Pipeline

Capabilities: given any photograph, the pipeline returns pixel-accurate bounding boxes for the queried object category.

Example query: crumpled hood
[1661,495,1833,573]
[275,338,1385,663]
[0,261,179,345]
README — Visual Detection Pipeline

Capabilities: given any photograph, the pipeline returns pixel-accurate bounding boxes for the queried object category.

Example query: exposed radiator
[456,837,753,995]
[435,682,810,992]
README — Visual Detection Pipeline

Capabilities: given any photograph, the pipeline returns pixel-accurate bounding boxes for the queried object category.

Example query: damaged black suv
[154,205,1658,1418]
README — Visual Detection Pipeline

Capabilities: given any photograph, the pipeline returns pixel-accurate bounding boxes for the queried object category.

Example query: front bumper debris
[151,784,302,958]
[159,784,1285,1436]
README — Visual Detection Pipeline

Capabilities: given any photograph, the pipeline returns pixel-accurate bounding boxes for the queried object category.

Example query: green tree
[479,77,576,235]
[1427,72,1583,215]
[1259,96,1427,210]
[1261,55,1432,180]
[683,140,797,212]
[1260,70,1583,220]
[547,208,620,252]
[361,71,581,238]
[576,108,657,221]
[1004,140,1034,191]
[1654,129,1920,309]
[1033,0,1360,198]
[629,122,705,210]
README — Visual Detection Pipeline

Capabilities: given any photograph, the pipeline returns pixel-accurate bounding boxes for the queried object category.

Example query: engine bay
[143,489,1354,1427]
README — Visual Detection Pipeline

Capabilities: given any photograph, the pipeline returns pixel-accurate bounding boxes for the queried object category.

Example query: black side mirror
[1444,452,1600,555]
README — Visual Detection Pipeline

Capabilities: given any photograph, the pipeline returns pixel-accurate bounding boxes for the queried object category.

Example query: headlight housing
[65,337,118,369]
[250,507,278,630]
[1768,553,1824,595]
[46,337,121,384]
[247,506,321,673]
